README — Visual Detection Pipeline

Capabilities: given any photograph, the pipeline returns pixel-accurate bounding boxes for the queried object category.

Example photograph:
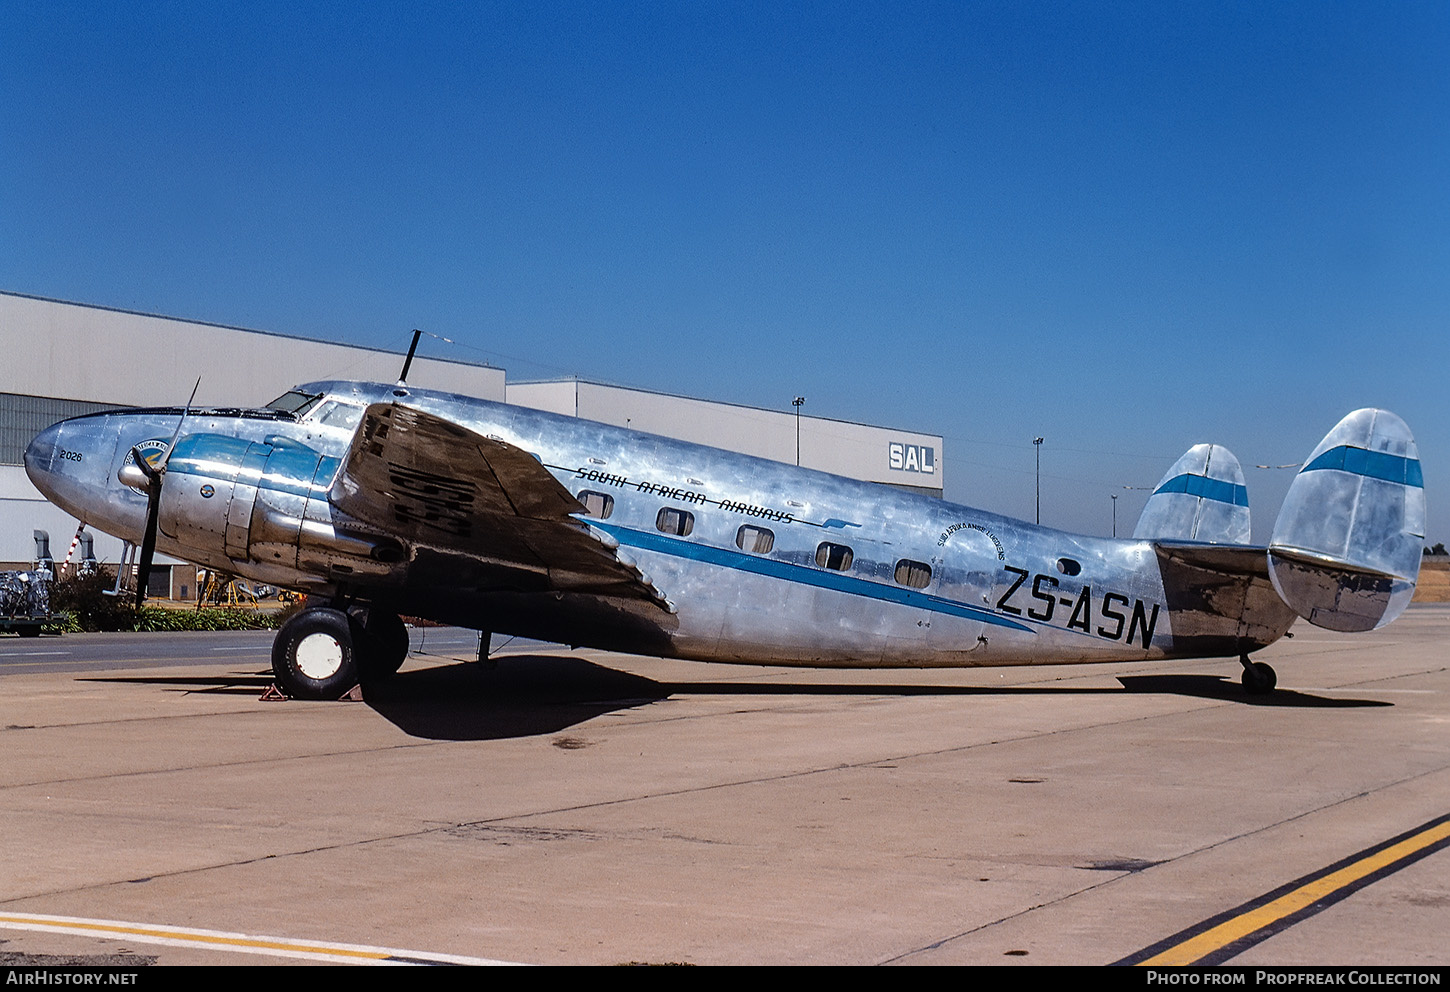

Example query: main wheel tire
[272,608,360,700]
[1241,661,1277,695]
[353,609,410,678]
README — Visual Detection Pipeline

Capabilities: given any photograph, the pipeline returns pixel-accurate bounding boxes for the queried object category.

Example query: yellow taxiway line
[0,912,523,965]
[1123,814,1450,966]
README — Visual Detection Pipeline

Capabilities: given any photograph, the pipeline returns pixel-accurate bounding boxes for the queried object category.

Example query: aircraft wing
[329,402,674,610]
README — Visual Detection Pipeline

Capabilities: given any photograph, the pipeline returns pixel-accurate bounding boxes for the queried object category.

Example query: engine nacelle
[127,433,403,583]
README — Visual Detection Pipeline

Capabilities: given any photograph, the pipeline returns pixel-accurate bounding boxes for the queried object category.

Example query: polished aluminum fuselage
[24,381,1296,668]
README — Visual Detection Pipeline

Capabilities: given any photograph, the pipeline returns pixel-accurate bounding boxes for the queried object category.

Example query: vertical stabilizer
[1268,409,1424,632]
[1133,444,1250,543]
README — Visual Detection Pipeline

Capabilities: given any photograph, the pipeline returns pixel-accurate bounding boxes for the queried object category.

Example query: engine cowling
[124,432,403,581]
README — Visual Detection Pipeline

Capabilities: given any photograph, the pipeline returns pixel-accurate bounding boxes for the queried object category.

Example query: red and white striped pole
[62,523,86,574]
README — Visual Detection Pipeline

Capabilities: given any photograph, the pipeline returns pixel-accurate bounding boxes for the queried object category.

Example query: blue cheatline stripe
[1303,445,1424,487]
[1153,473,1249,507]
[590,521,1034,633]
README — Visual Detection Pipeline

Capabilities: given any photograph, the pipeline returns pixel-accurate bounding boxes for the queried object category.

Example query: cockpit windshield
[265,390,324,416]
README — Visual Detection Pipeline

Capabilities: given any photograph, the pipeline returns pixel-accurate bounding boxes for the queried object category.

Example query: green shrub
[50,568,135,632]
[48,569,287,632]
[134,606,282,632]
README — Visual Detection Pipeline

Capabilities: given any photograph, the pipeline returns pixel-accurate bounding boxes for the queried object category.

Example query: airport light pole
[793,397,805,466]
[1033,437,1044,524]
[1119,484,1154,535]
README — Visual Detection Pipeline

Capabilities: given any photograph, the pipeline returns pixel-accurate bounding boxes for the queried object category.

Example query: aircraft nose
[23,415,123,523]
[23,421,62,492]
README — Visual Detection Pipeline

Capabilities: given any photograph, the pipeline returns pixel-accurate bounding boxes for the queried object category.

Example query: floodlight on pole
[1033,437,1044,524]
[793,397,806,466]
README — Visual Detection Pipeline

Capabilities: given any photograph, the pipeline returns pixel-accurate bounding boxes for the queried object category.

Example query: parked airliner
[24,379,1423,700]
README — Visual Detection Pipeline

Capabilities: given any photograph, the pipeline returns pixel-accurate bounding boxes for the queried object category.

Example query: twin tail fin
[1268,409,1424,632]
[1138,410,1424,634]
[1134,443,1250,544]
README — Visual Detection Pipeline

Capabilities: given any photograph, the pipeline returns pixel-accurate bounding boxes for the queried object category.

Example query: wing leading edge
[330,402,674,610]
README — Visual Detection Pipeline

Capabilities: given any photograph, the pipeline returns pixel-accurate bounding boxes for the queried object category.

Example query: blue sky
[4,2,1447,542]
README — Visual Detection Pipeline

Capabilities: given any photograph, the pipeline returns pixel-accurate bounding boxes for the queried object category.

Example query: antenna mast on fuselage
[397,329,422,385]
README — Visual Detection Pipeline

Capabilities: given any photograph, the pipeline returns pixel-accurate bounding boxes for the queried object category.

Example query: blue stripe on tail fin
[1133,443,1250,544]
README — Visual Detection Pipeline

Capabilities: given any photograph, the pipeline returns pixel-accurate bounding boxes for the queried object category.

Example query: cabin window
[736,525,775,554]
[1056,557,1081,576]
[894,559,932,589]
[815,542,854,571]
[656,507,694,537]
[578,491,614,519]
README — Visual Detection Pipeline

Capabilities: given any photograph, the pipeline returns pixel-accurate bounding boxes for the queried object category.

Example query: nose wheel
[1239,655,1277,695]
[271,607,360,700]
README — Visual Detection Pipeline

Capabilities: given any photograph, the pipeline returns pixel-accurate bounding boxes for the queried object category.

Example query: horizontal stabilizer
[1152,541,1269,578]
[1269,409,1424,632]
[1134,444,1250,544]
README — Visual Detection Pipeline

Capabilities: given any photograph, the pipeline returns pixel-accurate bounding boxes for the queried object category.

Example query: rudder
[1269,409,1424,632]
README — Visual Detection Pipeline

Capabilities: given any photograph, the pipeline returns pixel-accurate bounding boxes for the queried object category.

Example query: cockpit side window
[265,390,324,416]
[311,401,365,431]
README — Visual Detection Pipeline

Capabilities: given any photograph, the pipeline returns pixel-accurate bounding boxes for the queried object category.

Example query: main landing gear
[271,605,410,700]
[1239,654,1277,695]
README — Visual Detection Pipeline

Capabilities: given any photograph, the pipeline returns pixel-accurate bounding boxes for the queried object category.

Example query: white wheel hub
[295,631,344,680]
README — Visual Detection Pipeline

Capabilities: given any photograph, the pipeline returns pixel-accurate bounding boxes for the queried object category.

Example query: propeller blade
[129,376,198,609]
[130,445,160,481]
[157,376,201,473]
[130,378,200,610]
[135,474,161,611]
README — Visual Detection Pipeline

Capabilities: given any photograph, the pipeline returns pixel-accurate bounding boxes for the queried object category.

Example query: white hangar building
[1,291,943,591]
[507,379,943,497]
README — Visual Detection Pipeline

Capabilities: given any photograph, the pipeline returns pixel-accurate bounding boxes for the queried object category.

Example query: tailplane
[1134,443,1250,544]
[1269,409,1424,632]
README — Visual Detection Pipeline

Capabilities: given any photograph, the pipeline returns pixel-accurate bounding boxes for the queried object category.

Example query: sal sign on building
[889,441,936,475]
